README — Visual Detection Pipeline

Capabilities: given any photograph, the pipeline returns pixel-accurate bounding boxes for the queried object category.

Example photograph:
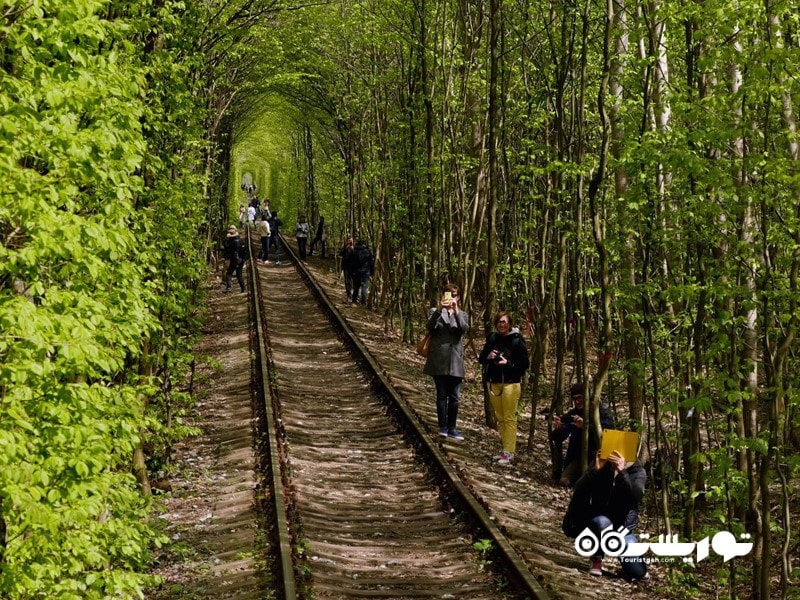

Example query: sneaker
[493,451,514,462]
[496,452,514,466]
[224,288,231,293]
[438,428,448,438]
[275,261,282,265]
[589,558,603,576]
[447,429,464,441]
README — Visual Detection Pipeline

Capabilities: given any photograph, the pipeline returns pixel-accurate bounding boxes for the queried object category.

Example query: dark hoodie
[562,461,646,537]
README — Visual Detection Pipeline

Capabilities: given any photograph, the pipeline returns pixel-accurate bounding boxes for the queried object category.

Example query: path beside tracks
[149,240,665,599]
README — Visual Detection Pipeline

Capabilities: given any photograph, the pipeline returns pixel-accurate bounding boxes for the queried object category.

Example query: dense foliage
[0,0,212,596]
[237,1,800,597]
[2,0,799,597]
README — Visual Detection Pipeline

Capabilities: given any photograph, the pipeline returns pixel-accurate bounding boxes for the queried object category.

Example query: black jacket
[224,235,242,261]
[562,462,646,538]
[478,329,530,383]
[353,242,373,275]
[552,403,615,467]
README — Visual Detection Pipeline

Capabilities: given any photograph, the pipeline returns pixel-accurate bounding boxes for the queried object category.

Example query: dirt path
[149,253,674,599]
[148,277,269,599]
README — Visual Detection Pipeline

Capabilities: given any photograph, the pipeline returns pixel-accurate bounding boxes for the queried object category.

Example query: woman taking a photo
[478,312,529,466]
[423,284,469,440]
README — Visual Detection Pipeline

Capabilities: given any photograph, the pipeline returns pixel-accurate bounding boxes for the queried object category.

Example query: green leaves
[0,0,211,597]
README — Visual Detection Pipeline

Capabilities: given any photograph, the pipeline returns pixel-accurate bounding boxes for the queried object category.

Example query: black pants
[226,258,245,291]
[297,237,308,259]
[310,237,327,257]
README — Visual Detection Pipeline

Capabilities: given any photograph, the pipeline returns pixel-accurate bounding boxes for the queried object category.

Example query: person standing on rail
[224,225,246,293]
[295,214,310,260]
[478,311,530,466]
[423,283,469,440]
[267,211,283,264]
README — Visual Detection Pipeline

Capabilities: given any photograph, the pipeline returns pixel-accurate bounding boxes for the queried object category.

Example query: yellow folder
[600,429,640,462]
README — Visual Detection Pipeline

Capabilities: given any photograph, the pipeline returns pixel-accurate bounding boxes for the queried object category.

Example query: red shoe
[589,557,603,576]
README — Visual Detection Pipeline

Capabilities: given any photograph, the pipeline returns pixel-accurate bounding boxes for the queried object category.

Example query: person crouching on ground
[562,449,648,581]
[551,383,615,486]
[422,284,469,440]
[478,312,529,466]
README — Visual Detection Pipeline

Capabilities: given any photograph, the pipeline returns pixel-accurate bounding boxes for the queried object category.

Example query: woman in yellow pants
[478,312,530,466]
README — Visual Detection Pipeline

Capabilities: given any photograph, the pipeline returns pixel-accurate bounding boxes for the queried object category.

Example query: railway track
[245,236,549,600]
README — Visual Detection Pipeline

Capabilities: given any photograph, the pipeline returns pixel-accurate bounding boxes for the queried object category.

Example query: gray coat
[422,307,469,378]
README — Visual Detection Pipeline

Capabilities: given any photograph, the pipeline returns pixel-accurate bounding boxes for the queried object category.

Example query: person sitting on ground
[551,382,615,486]
[478,311,530,467]
[562,449,648,581]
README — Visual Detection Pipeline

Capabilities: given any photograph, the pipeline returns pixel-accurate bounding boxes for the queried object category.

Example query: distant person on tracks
[352,239,374,304]
[338,237,356,301]
[562,449,648,580]
[423,284,469,440]
[260,198,272,220]
[223,225,246,293]
[309,216,327,257]
[295,214,310,260]
[551,383,615,486]
[267,211,283,264]
[255,216,271,263]
[478,311,530,466]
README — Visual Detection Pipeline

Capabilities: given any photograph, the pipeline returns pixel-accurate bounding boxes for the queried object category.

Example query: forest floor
[145,248,733,599]
[147,276,269,599]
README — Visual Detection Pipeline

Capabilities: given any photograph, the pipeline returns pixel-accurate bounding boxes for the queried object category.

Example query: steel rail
[243,229,297,600]
[278,236,551,600]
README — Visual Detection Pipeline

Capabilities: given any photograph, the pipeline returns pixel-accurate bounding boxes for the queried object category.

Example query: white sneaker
[496,452,514,466]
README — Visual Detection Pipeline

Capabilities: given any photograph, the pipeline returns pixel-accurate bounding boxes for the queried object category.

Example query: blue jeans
[354,271,370,303]
[588,515,647,580]
[433,375,462,431]
[271,237,281,262]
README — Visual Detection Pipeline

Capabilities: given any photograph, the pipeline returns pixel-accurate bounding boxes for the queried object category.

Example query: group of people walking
[421,283,647,582]
[224,199,333,290]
